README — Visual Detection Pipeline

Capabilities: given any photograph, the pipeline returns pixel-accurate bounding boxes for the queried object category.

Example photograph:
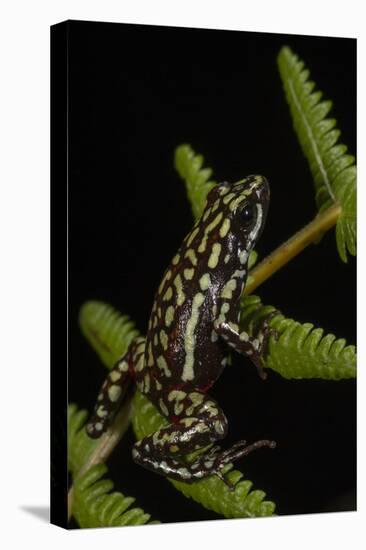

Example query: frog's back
[136,176,269,398]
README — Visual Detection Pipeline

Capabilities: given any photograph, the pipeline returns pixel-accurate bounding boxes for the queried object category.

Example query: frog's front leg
[132,391,275,486]
[213,303,277,380]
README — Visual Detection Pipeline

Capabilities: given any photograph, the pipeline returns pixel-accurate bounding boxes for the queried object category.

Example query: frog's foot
[250,310,280,380]
[256,310,280,354]
[191,439,276,490]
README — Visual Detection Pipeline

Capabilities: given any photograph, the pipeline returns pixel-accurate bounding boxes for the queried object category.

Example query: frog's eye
[241,204,256,227]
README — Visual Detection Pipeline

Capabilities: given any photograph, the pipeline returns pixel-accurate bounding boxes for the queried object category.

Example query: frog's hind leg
[132,390,275,486]
[86,337,145,438]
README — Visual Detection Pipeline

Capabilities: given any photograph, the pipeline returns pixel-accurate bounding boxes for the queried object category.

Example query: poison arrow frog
[87,175,276,487]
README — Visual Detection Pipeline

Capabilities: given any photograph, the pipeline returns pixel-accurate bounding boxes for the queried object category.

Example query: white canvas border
[0,1,362,549]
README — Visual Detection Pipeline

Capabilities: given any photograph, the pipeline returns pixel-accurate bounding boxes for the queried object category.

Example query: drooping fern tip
[277,46,356,263]
[174,144,216,221]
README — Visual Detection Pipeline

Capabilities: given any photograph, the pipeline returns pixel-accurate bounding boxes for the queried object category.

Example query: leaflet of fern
[277,46,356,263]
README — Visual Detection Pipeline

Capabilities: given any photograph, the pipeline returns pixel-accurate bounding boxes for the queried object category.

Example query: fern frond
[73,464,159,527]
[68,405,160,527]
[80,300,276,518]
[132,391,276,518]
[79,301,140,370]
[241,295,356,380]
[277,46,356,262]
[68,403,100,476]
[174,144,216,221]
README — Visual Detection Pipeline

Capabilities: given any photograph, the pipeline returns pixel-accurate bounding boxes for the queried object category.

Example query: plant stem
[244,203,342,295]
[67,396,133,522]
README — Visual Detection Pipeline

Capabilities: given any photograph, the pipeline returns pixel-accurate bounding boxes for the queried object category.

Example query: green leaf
[68,403,100,476]
[277,46,356,262]
[73,463,159,528]
[241,295,356,380]
[68,405,160,527]
[174,144,216,221]
[79,300,276,518]
[79,301,140,370]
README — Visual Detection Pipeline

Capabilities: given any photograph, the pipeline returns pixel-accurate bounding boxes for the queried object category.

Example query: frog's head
[205,175,269,252]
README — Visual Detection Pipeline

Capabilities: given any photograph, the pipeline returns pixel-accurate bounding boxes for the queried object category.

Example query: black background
[67,20,356,524]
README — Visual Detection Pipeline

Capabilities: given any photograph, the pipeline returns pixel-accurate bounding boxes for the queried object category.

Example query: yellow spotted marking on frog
[186,227,200,247]
[160,329,168,350]
[208,242,221,269]
[110,371,122,382]
[185,248,197,266]
[108,385,122,403]
[211,198,221,213]
[97,406,108,418]
[221,278,237,299]
[224,253,230,264]
[203,400,219,417]
[198,212,224,255]
[198,234,208,253]
[223,192,236,205]
[163,286,173,301]
[135,353,144,372]
[174,273,185,306]
[181,417,196,427]
[202,208,212,222]
[182,292,205,381]
[199,273,211,291]
[168,389,186,402]
[219,218,231,238]
[170,445,179,453]
[239,249,248,264]
[205,212,223,235]
[221,302,230,314]
[216,314,226,326]
[154,333,158,346]
[159,398,169,416]
[147,342,154,366]
[172,254,180,265]
[174,402,185,415]
[186,393,206,416]
[158,269,172,293]
[165,305,175,327]
[184,268,194,280]
[229,195,247,212]
[219,185,230,195]
[189,392,205,404]
[157,355,171,377]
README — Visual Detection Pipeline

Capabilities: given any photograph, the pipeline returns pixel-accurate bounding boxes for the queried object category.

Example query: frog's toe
[216,438,276,468]
[259,310,281,346]
[206,444,222,457]
[86,421,105,439]
[214,468,236,491]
